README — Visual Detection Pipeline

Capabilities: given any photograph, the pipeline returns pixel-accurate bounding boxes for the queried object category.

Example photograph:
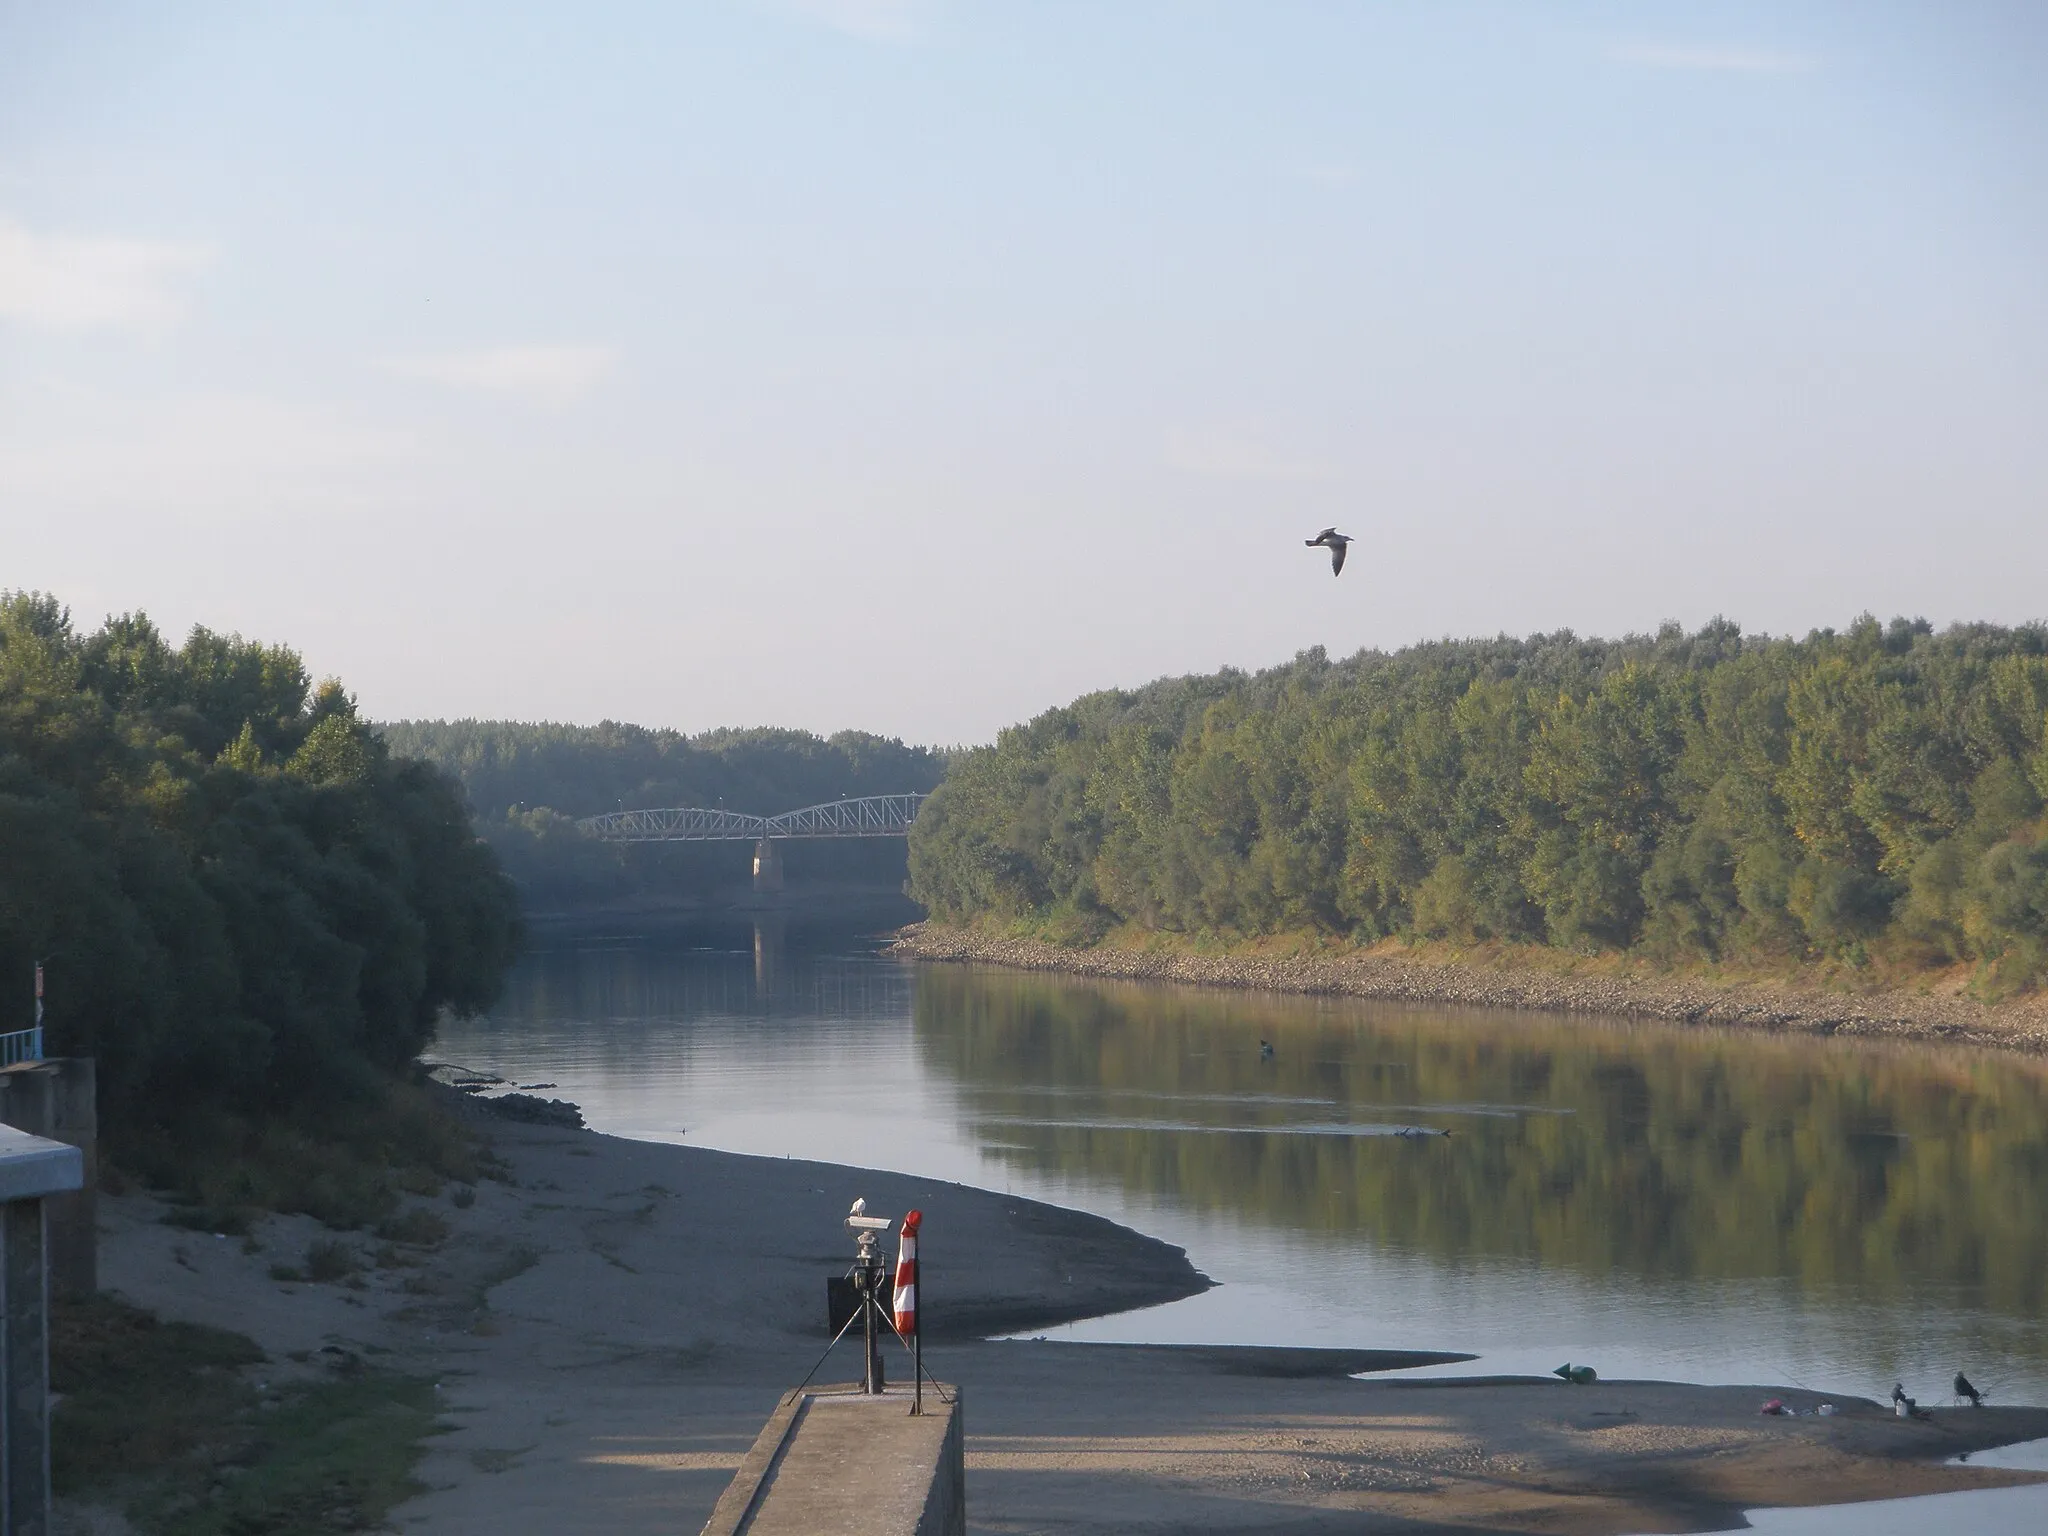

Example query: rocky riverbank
[890,922,2048,1053]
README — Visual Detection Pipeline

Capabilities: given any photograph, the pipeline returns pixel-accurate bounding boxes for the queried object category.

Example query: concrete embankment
[888,922,2048,1054]
[701,1385,964,1536]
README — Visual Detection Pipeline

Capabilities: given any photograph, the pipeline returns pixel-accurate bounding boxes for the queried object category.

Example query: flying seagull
[1305,527,1354,576]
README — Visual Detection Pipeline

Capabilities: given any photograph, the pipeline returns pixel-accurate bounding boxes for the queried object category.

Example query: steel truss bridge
[575,792,929,844]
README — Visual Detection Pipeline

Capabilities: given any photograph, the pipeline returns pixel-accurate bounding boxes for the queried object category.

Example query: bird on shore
[1955,1372,1983,1407]
[1304,527,1354,576]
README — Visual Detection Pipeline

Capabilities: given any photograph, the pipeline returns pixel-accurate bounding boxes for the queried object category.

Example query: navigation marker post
[895,1210,922,1414]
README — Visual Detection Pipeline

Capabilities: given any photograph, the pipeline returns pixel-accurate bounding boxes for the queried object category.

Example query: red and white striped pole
[894,1210,922,1412]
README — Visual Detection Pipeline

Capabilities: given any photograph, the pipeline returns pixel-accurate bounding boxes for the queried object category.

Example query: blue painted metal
[0,1028,43,1069]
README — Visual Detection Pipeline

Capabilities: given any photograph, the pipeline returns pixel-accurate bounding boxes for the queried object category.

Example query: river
[431,916,2048,1530]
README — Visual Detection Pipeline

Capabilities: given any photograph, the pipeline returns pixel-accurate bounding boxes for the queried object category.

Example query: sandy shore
[890,922,2048,1054]
[81,1102,2048,1535]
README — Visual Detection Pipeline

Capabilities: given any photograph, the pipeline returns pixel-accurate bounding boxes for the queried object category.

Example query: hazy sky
[3,3,2044,745]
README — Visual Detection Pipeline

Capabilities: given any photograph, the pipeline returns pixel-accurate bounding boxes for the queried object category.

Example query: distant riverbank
[890,922,2048,1053]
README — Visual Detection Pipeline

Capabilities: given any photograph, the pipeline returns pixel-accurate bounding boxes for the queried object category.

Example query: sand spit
[80,1105,2048,1535]
[890,922,2048,1054]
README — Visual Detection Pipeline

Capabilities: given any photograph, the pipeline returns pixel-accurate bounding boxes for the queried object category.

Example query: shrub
[374,1208,451,1248]
[304,1240,359,1283]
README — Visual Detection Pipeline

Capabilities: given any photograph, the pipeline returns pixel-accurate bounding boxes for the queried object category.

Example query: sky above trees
[3,2,2043,744]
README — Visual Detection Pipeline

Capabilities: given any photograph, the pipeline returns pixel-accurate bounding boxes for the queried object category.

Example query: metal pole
[860,1254,875,1392]
[860,1244,885,1394]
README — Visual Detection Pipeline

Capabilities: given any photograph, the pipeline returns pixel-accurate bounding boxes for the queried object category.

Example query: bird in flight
[1305,527,1354,576]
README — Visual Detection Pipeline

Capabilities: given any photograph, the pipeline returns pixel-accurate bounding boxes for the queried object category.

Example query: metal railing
[577,792,929,844]
[0,1028,43,1069]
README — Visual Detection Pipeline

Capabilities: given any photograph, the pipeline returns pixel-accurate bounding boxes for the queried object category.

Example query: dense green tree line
[382,719,948,911]
[909,618,2048,989]
[0,593,521,1131]
[379,718,947,820]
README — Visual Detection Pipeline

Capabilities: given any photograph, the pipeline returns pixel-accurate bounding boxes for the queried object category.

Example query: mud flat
[890,921,2048,1054]
[79,1103,2048,1535]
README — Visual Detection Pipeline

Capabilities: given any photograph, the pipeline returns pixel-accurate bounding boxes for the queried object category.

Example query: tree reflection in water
[912,969,2048,1321]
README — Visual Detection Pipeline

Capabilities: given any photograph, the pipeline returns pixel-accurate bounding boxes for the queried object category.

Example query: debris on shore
[480,1093,585,1129]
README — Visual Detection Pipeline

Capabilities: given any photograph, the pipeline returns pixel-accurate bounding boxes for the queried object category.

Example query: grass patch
[53,1295,442,1536]
[116,1079,493,1233]
[304,1239,360,1283]
[375,1207,451,1248]
[958,916,2042,1007]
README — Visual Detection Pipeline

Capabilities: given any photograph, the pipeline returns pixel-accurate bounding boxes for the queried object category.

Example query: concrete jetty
[700,1384,964,1536]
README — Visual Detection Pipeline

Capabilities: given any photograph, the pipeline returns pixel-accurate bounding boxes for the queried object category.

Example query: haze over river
[433,919,2048,1420]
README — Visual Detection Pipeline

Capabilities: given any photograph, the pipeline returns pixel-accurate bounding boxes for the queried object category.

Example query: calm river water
[433,918,2048,1526]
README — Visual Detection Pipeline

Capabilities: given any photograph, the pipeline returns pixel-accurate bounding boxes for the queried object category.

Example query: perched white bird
[849,1197,867,1216]
[1305,527,1354,576]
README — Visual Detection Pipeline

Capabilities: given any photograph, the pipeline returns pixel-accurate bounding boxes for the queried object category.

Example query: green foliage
[53,1294,439,1535]
[0,592,523,1141]
[119,1079,493,1231]
[914,969,2048,1315]
[378,718,948,821]
[375,1206,452,1247]
[382,718,949,911]
[304,1238,360,1282]
[910,619,2048,991]
[52,1295,265,1492]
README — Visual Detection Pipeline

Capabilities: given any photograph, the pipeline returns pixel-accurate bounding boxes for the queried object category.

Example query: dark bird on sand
[1305,527,1354,576]
[1955,1372,1983,1406]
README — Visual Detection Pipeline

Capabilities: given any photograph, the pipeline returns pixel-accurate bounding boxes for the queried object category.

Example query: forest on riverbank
[0,592,521,1154]
[381,719,947,912]
[908,617,2048,994]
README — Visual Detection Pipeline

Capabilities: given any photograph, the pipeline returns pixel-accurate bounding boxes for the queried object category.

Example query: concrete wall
[701,1384,964,1536]
[0,1062,95,1297]
[912,1395,966,1536]
[0,1126,83,1536]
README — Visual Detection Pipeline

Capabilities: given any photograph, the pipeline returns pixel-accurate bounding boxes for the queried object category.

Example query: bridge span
[575,793,930,892]
[575,792,928,844]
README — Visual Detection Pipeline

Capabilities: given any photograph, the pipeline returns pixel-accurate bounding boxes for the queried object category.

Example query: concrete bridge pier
[0,1123,84,1536]
[752,838,784,894]
[0,1060,95,1298]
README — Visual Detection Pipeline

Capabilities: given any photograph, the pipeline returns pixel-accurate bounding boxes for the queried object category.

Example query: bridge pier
[752,838,784,894]
[753,915,786,996]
